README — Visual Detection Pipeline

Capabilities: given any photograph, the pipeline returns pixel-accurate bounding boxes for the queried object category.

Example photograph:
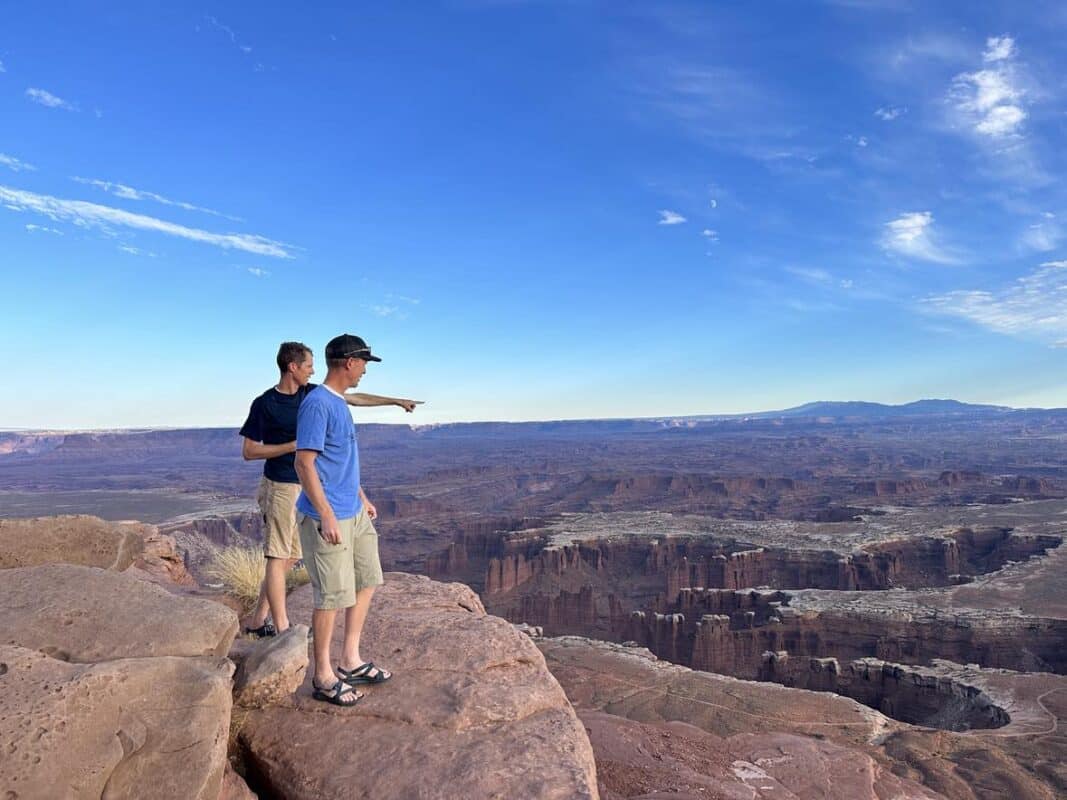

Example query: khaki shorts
[298,508,384,610]
[256,477,302,559]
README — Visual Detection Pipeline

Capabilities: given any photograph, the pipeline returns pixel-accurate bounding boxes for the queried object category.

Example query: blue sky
[2,1,1066,428]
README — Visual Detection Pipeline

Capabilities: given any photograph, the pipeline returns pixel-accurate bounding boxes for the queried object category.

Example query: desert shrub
[205,546,264,611]
[286,563,310,590]
[205,547,310,612]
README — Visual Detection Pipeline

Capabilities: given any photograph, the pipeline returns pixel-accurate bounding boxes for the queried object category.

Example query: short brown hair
[276,341,312,373]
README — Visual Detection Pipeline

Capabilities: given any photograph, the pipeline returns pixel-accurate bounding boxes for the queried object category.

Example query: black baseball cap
[324,334,382,362]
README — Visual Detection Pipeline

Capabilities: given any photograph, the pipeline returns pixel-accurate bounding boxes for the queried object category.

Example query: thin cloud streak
[921,261,1067,346]
[25,87,77,111]
[0,184,294,258]
[72,176,241,221]
[0,153,36,172]
[25,223,62,235]
[874,105,906,120]
[658,209,686,225]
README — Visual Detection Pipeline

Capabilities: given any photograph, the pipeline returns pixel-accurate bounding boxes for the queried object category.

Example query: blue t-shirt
[239,383,316,483]
[295,386,363,520]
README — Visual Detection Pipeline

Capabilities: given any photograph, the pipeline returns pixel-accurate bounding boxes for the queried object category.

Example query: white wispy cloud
[1020,219,1063,252]
[25,224,62,235]
[983,35,1015,62]
[786,266,832,283]
[0,153,36,172]
[881,211,957,264]
[874,106,906,120]
[701,228,718,241]
[205,16,251,52]
[949,35,1026,138]
[26,87,77,111]
[921,260,1067,346]
[202,16,269,70]
[247,267,270,278]
[372,305,400,317]
[72,176,240,221]
[885,33,972,72]
[118,244,157,257]
[658,209,686,225]
[0,184,294,258]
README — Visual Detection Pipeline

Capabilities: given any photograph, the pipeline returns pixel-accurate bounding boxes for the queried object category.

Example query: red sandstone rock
[0,514,143,571]
[129,523,198,587]
[219,763,258,800]
[0,644,233,800]
[233,624,309,709]
[0,563,238,662]
[236,573,599,799]
[539,636,1067,800]
[583,712,941,799]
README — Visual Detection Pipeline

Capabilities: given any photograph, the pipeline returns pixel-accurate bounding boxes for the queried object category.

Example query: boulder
[233,624,310,708]
[0,644,233,800]
[0,515,143,571]
[0,563,238,662]
[130,524,198,587]
[219,764,258,800]
[237,572,599,799]
[582,712,941,800]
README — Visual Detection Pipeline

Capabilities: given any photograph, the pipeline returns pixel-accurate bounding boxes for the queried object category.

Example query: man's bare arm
[358,486,378,521]
[343,393,423,413]
[242,437,296,461]
[295,449,341,543]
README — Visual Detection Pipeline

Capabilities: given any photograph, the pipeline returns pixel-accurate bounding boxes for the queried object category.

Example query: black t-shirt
[239,383,316,483]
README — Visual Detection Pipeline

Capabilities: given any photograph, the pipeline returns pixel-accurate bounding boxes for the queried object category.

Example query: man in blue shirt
[295,334,400,706]
[240,341,420,640]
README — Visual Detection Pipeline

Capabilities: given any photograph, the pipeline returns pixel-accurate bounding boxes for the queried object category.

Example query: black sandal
[244,621,277,638]
[338,661,392,685]
[311,679,362,706]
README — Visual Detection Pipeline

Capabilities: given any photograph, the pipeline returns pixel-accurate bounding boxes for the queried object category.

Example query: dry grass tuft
[206,546,310,613]
[205,546,265,612]
[286,564,310,590]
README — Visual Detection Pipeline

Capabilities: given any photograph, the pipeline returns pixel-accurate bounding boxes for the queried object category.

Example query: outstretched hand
[397,399,423,413]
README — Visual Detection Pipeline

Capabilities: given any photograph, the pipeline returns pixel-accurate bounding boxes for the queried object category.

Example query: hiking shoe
[245,622,277,638]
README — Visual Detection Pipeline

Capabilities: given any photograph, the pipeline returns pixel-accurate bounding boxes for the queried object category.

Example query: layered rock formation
[539,635,1067,800]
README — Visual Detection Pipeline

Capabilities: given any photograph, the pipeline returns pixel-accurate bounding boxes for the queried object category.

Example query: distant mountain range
[5,400,1064,440]
[668,398,1054,424]
[763,399,1015,419]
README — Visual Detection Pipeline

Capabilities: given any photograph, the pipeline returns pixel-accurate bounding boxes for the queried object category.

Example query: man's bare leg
[263,557,294,631]
[249,575,271,628]
[340,586,376,670]
[312,606,341,685]
[249,557,294,630]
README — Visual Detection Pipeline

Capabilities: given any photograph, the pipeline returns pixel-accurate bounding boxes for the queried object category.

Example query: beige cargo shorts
[256,477,302,559]
[297,507,384,610]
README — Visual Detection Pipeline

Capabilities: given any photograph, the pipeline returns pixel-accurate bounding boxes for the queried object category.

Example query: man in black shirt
[239,341,420,636]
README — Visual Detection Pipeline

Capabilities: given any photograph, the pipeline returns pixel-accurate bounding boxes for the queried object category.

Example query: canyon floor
[2,405,1065,798]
